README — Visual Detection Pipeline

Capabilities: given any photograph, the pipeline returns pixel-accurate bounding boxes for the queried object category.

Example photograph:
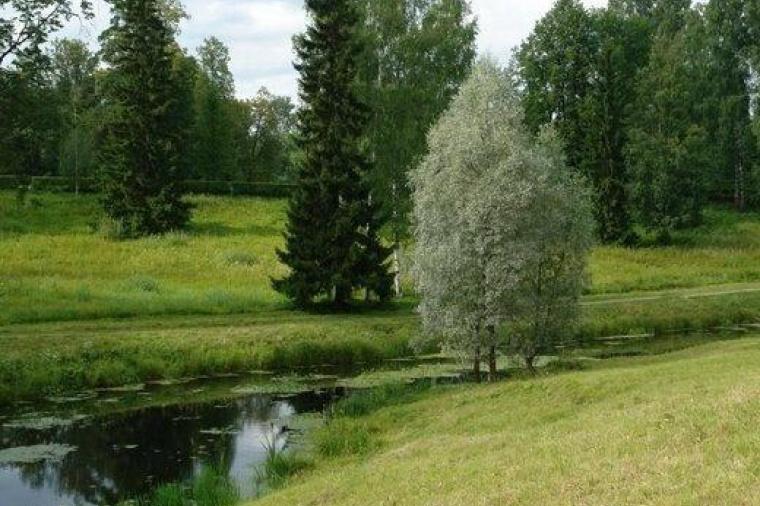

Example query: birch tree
[411,60,593,381]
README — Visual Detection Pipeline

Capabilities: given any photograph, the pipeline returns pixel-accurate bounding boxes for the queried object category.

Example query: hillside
[2,192,760,405]
[251,337,760,506]
[2,191,760,325]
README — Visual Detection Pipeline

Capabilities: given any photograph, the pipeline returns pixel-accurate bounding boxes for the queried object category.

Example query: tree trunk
[525,355,537,375]
[472,344,482,383]
[334,284,351,308]
[393,246,402,298]
[735,160,745,212]
[486,325,497,382]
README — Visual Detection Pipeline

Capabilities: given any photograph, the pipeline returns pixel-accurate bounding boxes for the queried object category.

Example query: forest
[1,0,760,505]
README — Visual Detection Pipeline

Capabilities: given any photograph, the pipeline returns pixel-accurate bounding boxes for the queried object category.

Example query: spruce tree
[98,0,190,235]
[274,0,393,308]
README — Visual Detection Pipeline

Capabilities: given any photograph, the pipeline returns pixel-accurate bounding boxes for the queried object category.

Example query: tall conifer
[274,0,393,308]
[99,0,190,235]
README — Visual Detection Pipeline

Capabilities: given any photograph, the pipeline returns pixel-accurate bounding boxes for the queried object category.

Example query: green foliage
[412,60,594,376]
[0,1,92,68]
[49,38,101,189]
[703,0,758,211]
[627,16,711,238]
[98,0,190,236]
[191,37,238,180]
[242,88,298,183]
[274,0,393,308]
[578,10,650,244]
[356,0,477,243]
[517,1,645,243]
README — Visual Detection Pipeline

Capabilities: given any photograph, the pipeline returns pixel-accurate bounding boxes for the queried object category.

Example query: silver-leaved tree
[411,59,594,382]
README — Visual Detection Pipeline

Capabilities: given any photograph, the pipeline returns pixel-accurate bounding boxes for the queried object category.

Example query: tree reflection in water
[0,389,335,506]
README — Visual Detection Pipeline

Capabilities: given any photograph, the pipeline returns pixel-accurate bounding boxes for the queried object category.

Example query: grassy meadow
[0,192,290,324]
[2,191,760,404]
[3,191,760,325]
[250,336,760,506]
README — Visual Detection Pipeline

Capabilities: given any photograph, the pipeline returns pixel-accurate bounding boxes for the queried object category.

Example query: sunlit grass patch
[249,337,760,506]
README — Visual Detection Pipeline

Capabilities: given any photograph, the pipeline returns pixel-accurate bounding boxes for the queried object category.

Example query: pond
[0,361,463,506]
[3,328,745,506]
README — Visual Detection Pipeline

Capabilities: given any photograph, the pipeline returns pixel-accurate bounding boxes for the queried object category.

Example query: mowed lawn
[251,337,760,506]
[2,191,760,325]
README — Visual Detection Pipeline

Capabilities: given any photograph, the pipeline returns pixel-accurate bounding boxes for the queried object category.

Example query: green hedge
[0,176,294,198]
[0,175,98,192]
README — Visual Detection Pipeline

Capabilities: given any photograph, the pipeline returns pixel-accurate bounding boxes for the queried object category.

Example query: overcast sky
[63,0,608,100]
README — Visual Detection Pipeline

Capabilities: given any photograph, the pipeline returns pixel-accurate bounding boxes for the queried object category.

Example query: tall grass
[254,437,312,492]
[0,313,419,406]
[250,337,760,506]
[589,208,760,294]
[131,467,239,506]
[0,192,290,325]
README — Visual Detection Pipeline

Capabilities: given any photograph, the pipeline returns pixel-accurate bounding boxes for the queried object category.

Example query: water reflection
[0,388,336,506]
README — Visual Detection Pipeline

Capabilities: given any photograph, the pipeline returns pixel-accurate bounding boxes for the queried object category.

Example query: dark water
[0,377,342,506]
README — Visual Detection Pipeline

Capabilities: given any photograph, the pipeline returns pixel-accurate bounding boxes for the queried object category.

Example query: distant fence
[0,176,295,199]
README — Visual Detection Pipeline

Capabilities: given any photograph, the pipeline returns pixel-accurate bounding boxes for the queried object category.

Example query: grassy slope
[2,192,760,404]
[0,193,289,324]
[3,192,760,325]
[252,337,760,506]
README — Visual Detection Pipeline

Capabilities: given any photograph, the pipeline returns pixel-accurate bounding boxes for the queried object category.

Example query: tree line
[517,0,760,242]
[0,1,298,188]
[2,0,758,311]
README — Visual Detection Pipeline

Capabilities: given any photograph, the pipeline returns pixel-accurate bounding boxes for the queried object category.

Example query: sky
[62,0,608,100]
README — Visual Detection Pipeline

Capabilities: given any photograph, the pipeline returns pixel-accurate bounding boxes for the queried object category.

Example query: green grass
[0,192,289,325]
[590,208,760,294]
[2,192,760,405]
[131,467,240,506]
[248,336,760,506]
[0,312,419,405]
[3,193,760,325]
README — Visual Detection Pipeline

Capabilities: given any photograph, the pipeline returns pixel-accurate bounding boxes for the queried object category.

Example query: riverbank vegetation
[3,191,760,405]
[249,335,760,506]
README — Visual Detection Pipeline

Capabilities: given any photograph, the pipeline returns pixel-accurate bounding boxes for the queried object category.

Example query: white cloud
[60,0,608,100]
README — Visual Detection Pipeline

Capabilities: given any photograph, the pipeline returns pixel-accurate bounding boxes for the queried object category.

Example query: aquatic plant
[255,436,313,492]
[0,444,76,465]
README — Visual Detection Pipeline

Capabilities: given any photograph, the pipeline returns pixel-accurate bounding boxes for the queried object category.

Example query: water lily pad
[46,391,98,404]
[100,384,145,393]
[4,414,89,431]
[0,444,76,464]
[199,427,240,435]
[231,382,314,396]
